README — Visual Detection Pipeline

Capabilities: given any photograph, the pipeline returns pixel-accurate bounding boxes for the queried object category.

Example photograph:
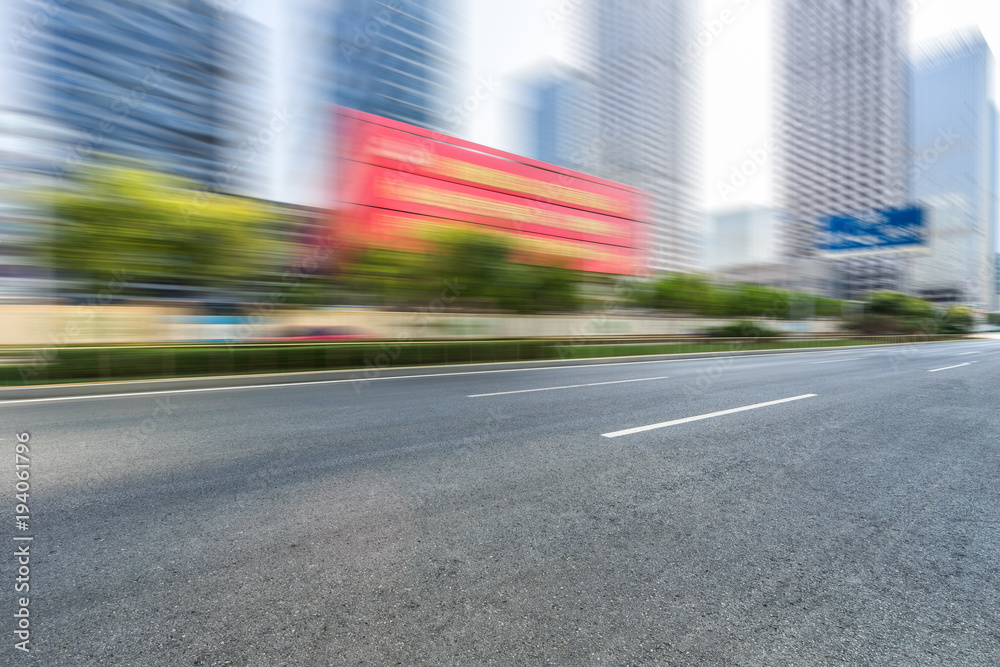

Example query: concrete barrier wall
[0,305,844,344]
[274,311,841,340]
[1,305,175,345]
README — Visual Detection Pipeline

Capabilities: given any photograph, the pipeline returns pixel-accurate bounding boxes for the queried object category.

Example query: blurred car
[260,325,374,342]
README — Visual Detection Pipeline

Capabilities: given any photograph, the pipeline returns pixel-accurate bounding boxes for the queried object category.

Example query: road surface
[4,338,1000,665]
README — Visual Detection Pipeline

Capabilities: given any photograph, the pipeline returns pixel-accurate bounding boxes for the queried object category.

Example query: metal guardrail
[0,334,967,354]
[0,334,966,352]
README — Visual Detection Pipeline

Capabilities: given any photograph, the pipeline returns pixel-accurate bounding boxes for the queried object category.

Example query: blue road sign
[818,207,927,255]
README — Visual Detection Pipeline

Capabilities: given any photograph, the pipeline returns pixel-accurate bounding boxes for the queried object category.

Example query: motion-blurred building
[274,0,464,206]
[568,0,702,274]
[0,109,76,298]
[14,0,266,191]
[996,253,1000,307]
[511,60,590,171]
[706,206,780,272]
[329,0,462,134]
[774,0,910,297]
[331,107,652,277]
[907,30,998,311]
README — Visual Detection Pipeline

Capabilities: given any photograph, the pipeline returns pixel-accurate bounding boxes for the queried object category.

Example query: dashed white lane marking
[809,355,872,364]
[468,375,672,398]
[601,394,818,438]
[928,363,971,372]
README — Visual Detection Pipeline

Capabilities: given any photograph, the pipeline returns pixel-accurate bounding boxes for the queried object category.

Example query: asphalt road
[4,338,1000,666]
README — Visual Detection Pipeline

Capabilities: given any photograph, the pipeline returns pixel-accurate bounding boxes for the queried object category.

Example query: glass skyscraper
[512,60,589,170]
[995,253,1000,305]
[17,0,265,191]
[268,0,463,206]
[908,29,998,311]
[0,109,74,296]
[775,0,910,297]
[328,0,462,134]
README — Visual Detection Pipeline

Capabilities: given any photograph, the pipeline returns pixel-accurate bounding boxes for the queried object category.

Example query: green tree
[815,297,845,318]
[343,247,434,307]
[495,264,582,314]
[345,226,583,313]
[634,275,843,320]
[729,284,790,318]
[38,161,290,296]
[846,291,938,334]
[650,273,715,314]
[432,227,514,309]
[939,306,974,334]
[866,291,934,320]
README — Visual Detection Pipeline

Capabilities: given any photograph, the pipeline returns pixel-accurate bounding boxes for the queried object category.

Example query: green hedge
[2,335,967,387]
[705,321,786,338]
[4,341,554,386]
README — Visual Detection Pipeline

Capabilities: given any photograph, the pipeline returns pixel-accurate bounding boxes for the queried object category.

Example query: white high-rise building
[908,30,997,312]
[569,1,702,274]
[774,0,910,297]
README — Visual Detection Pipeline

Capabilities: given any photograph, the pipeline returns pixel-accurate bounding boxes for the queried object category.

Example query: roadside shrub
[705,320,784,338]
[938,306,974,334]
[844,314,908,335]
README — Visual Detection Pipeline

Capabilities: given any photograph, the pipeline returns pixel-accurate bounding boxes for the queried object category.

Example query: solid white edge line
[928,363,971,372]
[0,338,981,405]
[601,394,818,438]
[0,352,845,405]
[0,382,332,405]
[467,375,672,397]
